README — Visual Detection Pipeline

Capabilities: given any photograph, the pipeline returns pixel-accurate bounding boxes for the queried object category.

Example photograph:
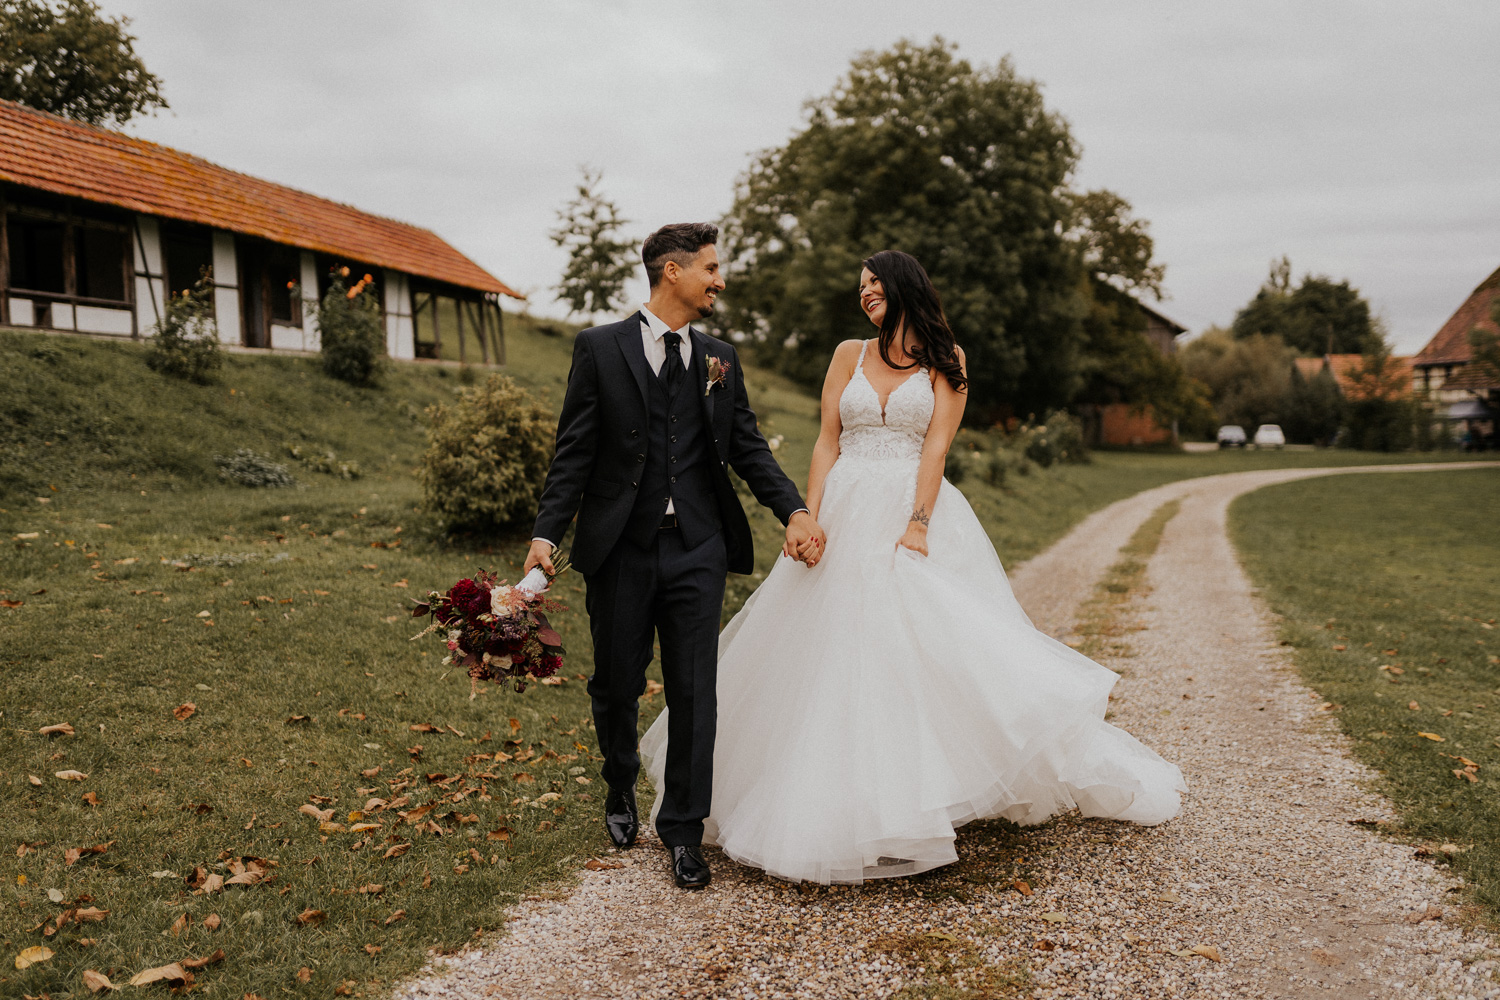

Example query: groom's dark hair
[643,223,718,287]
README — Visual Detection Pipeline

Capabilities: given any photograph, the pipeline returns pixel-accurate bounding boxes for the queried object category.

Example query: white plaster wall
[300,251,320,352]
[75,305,134,336]
[51,302,75,330]
[9,297,34,326]
[269,324,305,351]
[383,269,415,360]
[211,231,241,345]
[133,215,165,333]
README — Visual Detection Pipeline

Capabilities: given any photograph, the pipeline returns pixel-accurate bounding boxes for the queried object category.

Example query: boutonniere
[705,357,731,395]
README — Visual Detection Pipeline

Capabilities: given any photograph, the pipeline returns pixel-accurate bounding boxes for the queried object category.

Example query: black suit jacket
[532,312,806,577]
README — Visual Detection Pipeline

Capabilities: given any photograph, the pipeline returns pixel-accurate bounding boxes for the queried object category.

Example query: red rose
[447,578,489,618]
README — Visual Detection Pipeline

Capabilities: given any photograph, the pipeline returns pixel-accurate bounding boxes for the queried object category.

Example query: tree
[719,38,1085,420]
[1065,190,1165,300]
[1179,327,1297,430]
[1231,257,1378,355]
[1340,340,1418,451]
[0,0,167,127]
[550,167,635,323]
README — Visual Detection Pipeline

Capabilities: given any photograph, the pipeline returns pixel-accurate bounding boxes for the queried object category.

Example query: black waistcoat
[622,353,719,550]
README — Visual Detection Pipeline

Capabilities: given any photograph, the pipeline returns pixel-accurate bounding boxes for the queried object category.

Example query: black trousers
[584,525,726,847]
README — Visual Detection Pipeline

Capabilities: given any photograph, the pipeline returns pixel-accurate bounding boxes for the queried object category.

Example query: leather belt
[658,512,679,530]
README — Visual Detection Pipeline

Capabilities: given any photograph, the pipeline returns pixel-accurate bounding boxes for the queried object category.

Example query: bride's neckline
[857,339,926,422]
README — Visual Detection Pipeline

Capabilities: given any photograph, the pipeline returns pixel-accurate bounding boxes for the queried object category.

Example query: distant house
[1089,301,1187,447]
[1412,266,1500,433]
[1292,353,1415,400]
[0,99,521,362]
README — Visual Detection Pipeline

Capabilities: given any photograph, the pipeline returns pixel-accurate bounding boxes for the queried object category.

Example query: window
[163,229,214,298]
[74,226,128,301]
[7,216,67,293]
[266,247,301,323]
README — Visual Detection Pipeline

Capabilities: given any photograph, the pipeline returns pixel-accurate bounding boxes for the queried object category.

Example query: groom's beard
[696,302,715,319]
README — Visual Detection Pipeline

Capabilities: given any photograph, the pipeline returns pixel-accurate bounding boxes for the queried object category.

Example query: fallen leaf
[486,827,512,843]
[128,963,192,988]
[39,723,74,737]
[361,766,381,778]
[15,945,54,969]
[336,980,357,995]
[453,864,470,874]
[644,680,664,696]
[318,822,347,833]
[74,907,108,922]
[1311,947,1342,966]
[0,599,23,608]
[1418,732,1446,742]
[47,887,64,903]
[364,944,381,955]
[81,968,116,992]
[180,949,224,970]
[384,909,406,925]
[294,907,326,926]
[164,913,190,937]
[1406,904,1443,923]
[299,804,335,822]
[1191,944,1222,962]
[584,858,623,871]
[1013,880,1033,896]
[199,873,224,893]
[28,774,42,786]
[1409,701,1420,711]
[55,770,88,781]
[223,870,262,887]
[64,841,112,865]
[82,791,100,807]
[350,823,381,833]
[1157,890,1182,903]
[202,913,221,931]
[383,843,410,859]
[1039,912,1065,924]
[1454,769,1479,783]
[296,967,312,983]
[173,703,196,721]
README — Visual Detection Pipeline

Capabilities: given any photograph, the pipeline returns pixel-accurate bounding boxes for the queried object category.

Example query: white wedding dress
[640,341,1186,884]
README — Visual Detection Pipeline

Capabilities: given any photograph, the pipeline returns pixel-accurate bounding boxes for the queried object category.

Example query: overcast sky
[114,0,1500,354]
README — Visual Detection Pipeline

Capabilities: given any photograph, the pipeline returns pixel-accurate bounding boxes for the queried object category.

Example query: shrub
[943,451,967,484]
[317,267,385,386]
[146,270,222,384]
[285,443,361,479]
[1013,411,1089,468]
[214,449,295,488]
[420,374,554,532]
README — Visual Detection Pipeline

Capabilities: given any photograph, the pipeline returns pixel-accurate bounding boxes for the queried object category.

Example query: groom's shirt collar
[639,304,690,341]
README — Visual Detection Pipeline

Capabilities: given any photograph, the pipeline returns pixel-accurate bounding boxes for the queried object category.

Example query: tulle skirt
[640,454,1186,884]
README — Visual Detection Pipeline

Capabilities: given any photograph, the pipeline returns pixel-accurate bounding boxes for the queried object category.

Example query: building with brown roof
[1292,353,1416,401]
[0,99,521,361]
[1411,267,1499,437]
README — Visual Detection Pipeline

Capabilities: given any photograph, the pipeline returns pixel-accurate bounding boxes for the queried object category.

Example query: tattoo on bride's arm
[909,505,931,527]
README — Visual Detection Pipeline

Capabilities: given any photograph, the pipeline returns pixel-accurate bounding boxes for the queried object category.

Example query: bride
[641,250,1186,884]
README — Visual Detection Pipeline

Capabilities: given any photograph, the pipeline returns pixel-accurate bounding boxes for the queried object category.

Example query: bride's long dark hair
[861,250,968,393]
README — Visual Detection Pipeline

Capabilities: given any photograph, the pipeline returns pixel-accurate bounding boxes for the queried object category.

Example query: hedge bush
[214,449,295,488]
[420,374,554,532]
[145,270,222,384]
[317,267,385,386]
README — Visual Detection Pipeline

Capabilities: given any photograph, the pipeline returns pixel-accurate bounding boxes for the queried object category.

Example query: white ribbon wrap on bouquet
[515,567,550,596]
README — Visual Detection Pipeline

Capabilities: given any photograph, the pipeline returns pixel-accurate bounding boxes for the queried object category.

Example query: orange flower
[286,280,296,290]
[362,274,373,283]
[346,287,359,299]
[339,266,350,278]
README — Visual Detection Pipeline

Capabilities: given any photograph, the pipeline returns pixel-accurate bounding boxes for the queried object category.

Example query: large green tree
[550,167,635,323]
[0,0,167,127]
[1232,256,1379,355]
[719,39,1086,419]
[1179,327,1298,430]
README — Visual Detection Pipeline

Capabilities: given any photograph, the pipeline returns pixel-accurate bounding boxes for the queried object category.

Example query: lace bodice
[837,340,934,461]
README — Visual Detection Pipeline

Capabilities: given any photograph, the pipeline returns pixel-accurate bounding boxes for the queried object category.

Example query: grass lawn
[0,320,1482,997]
[1230,468,1500,915]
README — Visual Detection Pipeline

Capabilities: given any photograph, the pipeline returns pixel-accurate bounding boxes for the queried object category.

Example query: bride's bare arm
[792,340,862,559]
[898,347,968,556]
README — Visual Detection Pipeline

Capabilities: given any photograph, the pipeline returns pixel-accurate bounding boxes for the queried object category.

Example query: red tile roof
[1414,265,1500,367]
[1296,353,1415,401]
[0,99,521,298]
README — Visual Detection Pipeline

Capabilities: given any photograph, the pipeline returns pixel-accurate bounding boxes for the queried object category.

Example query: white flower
[489,585,513,615]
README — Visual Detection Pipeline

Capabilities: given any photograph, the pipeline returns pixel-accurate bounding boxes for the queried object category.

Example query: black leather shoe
[671,845,711,889]
[603,787,638,848]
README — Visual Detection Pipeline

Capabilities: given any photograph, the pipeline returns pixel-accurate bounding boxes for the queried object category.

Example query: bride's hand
[896,524,928,557]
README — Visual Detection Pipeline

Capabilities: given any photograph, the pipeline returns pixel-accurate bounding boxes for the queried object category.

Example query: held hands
[523,539,556,576]
[783,510,828,568]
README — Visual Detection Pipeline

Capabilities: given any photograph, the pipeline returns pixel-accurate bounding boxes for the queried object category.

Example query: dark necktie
[662,331,685,391]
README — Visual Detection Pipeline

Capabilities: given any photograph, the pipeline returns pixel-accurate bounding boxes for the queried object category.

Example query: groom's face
[672,245,726,319]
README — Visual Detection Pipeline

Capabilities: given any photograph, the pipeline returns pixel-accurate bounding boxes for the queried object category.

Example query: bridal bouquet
[410,559,570,694]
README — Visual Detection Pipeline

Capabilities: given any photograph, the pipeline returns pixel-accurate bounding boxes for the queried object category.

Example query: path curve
[398,461,1500,1000]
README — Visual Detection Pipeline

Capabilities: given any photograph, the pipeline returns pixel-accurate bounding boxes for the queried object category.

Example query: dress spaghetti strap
[856,339,870,371]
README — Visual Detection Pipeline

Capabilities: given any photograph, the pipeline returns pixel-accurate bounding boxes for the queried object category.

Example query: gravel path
[397,462,1500,1000]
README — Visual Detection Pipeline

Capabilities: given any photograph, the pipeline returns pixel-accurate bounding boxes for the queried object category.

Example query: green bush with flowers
[317,265,385,386]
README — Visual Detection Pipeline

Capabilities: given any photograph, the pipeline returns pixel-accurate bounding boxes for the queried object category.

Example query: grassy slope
[0,322,1480,997]
[1230,469,1500,913]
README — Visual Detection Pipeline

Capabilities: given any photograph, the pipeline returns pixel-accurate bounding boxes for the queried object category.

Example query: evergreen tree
[550,167,635,323]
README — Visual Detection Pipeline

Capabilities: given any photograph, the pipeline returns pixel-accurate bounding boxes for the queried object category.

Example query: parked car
[1217,425,1247,448]
[1253,424,1286,449]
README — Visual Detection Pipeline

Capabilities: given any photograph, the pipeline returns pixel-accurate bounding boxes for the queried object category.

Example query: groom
[525,223,825,889]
